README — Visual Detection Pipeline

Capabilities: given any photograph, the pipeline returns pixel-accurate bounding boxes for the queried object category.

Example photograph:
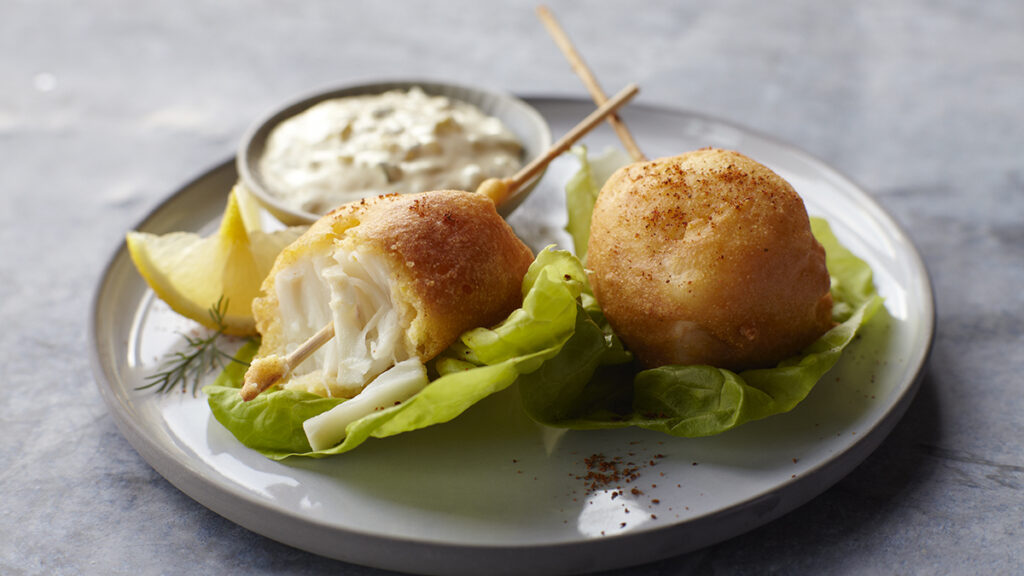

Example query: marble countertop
[2,1,1022,574]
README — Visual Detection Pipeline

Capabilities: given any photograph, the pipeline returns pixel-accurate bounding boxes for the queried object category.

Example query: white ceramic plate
[91,98,934,576]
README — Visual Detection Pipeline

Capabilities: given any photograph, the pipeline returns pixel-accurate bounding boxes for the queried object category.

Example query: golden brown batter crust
[587,148,833,370]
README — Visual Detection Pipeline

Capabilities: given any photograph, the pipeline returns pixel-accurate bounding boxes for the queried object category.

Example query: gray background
[2,0,1022,574]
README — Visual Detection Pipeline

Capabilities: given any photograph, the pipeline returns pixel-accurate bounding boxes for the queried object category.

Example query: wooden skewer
[480,82,639,205]
[240,322,334,401]
[536,5,647,162]
[240,82,640,401]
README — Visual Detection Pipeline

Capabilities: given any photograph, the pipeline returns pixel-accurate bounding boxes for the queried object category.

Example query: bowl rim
[236,78,554,226]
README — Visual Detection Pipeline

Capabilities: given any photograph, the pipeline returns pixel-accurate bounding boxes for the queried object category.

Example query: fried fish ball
[587,148,834,371]
[252,190,534,398]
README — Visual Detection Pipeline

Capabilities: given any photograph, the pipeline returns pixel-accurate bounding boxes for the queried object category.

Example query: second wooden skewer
[537,5,647,162]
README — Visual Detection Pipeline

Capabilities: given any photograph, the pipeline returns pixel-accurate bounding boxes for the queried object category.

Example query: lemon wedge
[126,186,306,336]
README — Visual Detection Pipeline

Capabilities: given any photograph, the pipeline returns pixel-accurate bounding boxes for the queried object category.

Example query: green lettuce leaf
[206,247,588,459]
[515,147,884,437]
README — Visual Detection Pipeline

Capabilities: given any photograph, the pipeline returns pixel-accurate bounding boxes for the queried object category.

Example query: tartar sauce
[259,87,523,215]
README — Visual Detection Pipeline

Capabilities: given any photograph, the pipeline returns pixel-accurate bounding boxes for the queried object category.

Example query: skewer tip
[477,177,511,205]
[240,354,288,401]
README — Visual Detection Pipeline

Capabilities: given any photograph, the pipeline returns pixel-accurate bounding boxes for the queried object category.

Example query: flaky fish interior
[271,244,411,397]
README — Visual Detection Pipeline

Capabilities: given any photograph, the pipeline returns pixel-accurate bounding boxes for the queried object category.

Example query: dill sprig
[138,296,249,396]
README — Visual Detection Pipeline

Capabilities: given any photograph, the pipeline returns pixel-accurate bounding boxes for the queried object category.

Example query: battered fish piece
[587,148,833,371]
[252,190,534,398]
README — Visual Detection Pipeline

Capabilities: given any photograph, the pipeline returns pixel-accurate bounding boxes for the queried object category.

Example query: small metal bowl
[237,80,553,226]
